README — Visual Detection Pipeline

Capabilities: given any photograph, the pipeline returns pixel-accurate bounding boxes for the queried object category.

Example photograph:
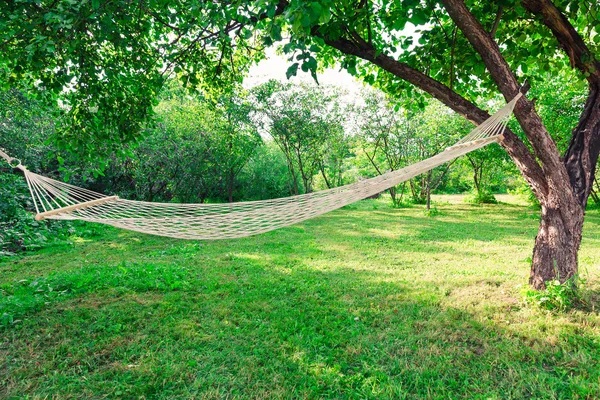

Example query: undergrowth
[524,277,587,312]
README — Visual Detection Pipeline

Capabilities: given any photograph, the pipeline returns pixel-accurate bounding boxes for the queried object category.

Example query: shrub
[0,172,73,256]
[465,190,498,204]
[524,277,585,312]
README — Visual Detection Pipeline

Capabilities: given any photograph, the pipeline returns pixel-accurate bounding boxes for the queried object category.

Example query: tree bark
[530,204,583,288]
[563,84,600,206]
[519,0,600,286]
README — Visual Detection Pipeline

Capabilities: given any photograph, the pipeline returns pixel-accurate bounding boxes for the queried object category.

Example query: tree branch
[313,29,548,198]
[441,0,582,206]
[521,0,600,83]
[490,5,504,38]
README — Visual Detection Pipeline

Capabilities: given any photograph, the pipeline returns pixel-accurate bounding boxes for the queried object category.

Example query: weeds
[524,277,586,312]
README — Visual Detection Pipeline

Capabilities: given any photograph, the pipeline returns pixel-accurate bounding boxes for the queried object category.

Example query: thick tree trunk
[439,0,600,289]
[530,203,582,288]
[529,83,600,289]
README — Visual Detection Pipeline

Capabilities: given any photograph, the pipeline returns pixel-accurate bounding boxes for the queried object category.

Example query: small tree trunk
[590,187,600,204]
[227,168,234,203]
[530,202,583,289]
[319,165,332,189]
[426,183,431,211]
[389,186,397,205]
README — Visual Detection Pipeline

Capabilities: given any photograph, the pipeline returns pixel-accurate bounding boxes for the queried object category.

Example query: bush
[524,277,585,312]
[0,172,73,256]
[465,190,498,204]
[424,206,441,217]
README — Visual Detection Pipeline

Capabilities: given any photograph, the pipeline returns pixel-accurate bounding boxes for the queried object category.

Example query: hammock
[0,94,521,240]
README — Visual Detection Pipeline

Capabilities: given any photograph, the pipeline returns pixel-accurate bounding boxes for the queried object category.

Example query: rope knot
[0,147,21,168]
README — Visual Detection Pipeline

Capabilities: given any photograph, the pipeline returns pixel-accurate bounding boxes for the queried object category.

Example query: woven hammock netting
[0,94,521,240]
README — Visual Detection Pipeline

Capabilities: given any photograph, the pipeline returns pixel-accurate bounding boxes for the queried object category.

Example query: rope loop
[0,147,24,169]
[8,158,22,168]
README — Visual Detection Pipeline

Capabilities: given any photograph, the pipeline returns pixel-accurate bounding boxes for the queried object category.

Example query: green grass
[1,196,599,399]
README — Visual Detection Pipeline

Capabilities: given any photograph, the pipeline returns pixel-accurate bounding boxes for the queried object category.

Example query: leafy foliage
[0,173,73,256]
[524,277,586,312]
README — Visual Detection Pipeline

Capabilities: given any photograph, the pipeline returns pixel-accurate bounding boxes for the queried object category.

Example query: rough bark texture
[564,84,600,206]
[530,205,582,287]
[528,84,600,287]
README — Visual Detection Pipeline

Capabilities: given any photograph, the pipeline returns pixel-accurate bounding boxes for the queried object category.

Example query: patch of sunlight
[271,264,293,274]
[336,228,364,237]
[321,243,352,254]
[69,236,91,244]
[290,349,306,362]
[308,361,344,379]
[174,319,200,339]
[108,242,126,250]
[367,228,401,239]
[233,253,265,261]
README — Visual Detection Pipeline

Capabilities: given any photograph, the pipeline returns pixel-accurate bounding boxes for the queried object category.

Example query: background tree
[354,89,412,206]
[211,92,262,202]
[404,102,466,209]
[252,80,347,194]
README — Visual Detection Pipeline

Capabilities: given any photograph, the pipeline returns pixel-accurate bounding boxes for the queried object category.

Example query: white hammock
[0,94,521,240]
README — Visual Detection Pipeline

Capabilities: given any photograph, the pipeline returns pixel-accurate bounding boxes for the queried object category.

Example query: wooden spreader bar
[35,196,120,221]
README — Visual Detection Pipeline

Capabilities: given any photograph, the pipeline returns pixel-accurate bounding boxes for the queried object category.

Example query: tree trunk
[426,183,431,211]
[440,0,600,289]
[530,202,583,288]
[529,84,599,289]
[319,164,332,189]
[590,187,600,205]
[227,168,234,203]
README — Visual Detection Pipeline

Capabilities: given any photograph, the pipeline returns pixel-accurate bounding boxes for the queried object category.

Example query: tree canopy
[1,0,595,157]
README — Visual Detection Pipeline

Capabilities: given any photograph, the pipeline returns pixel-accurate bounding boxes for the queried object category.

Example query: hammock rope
[1,94,521,240]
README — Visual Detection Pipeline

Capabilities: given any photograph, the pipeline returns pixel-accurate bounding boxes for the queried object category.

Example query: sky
[243,22,423,100]
[244,48,365,100]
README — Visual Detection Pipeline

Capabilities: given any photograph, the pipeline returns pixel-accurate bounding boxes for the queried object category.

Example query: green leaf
[393,18,407,31]
[318,7,331,24]
[286,63,299,79]
[411,9,429,26]
[309,2,322,20]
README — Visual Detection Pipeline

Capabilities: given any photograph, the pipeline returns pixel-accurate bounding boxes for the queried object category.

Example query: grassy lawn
[1,196,599,399]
